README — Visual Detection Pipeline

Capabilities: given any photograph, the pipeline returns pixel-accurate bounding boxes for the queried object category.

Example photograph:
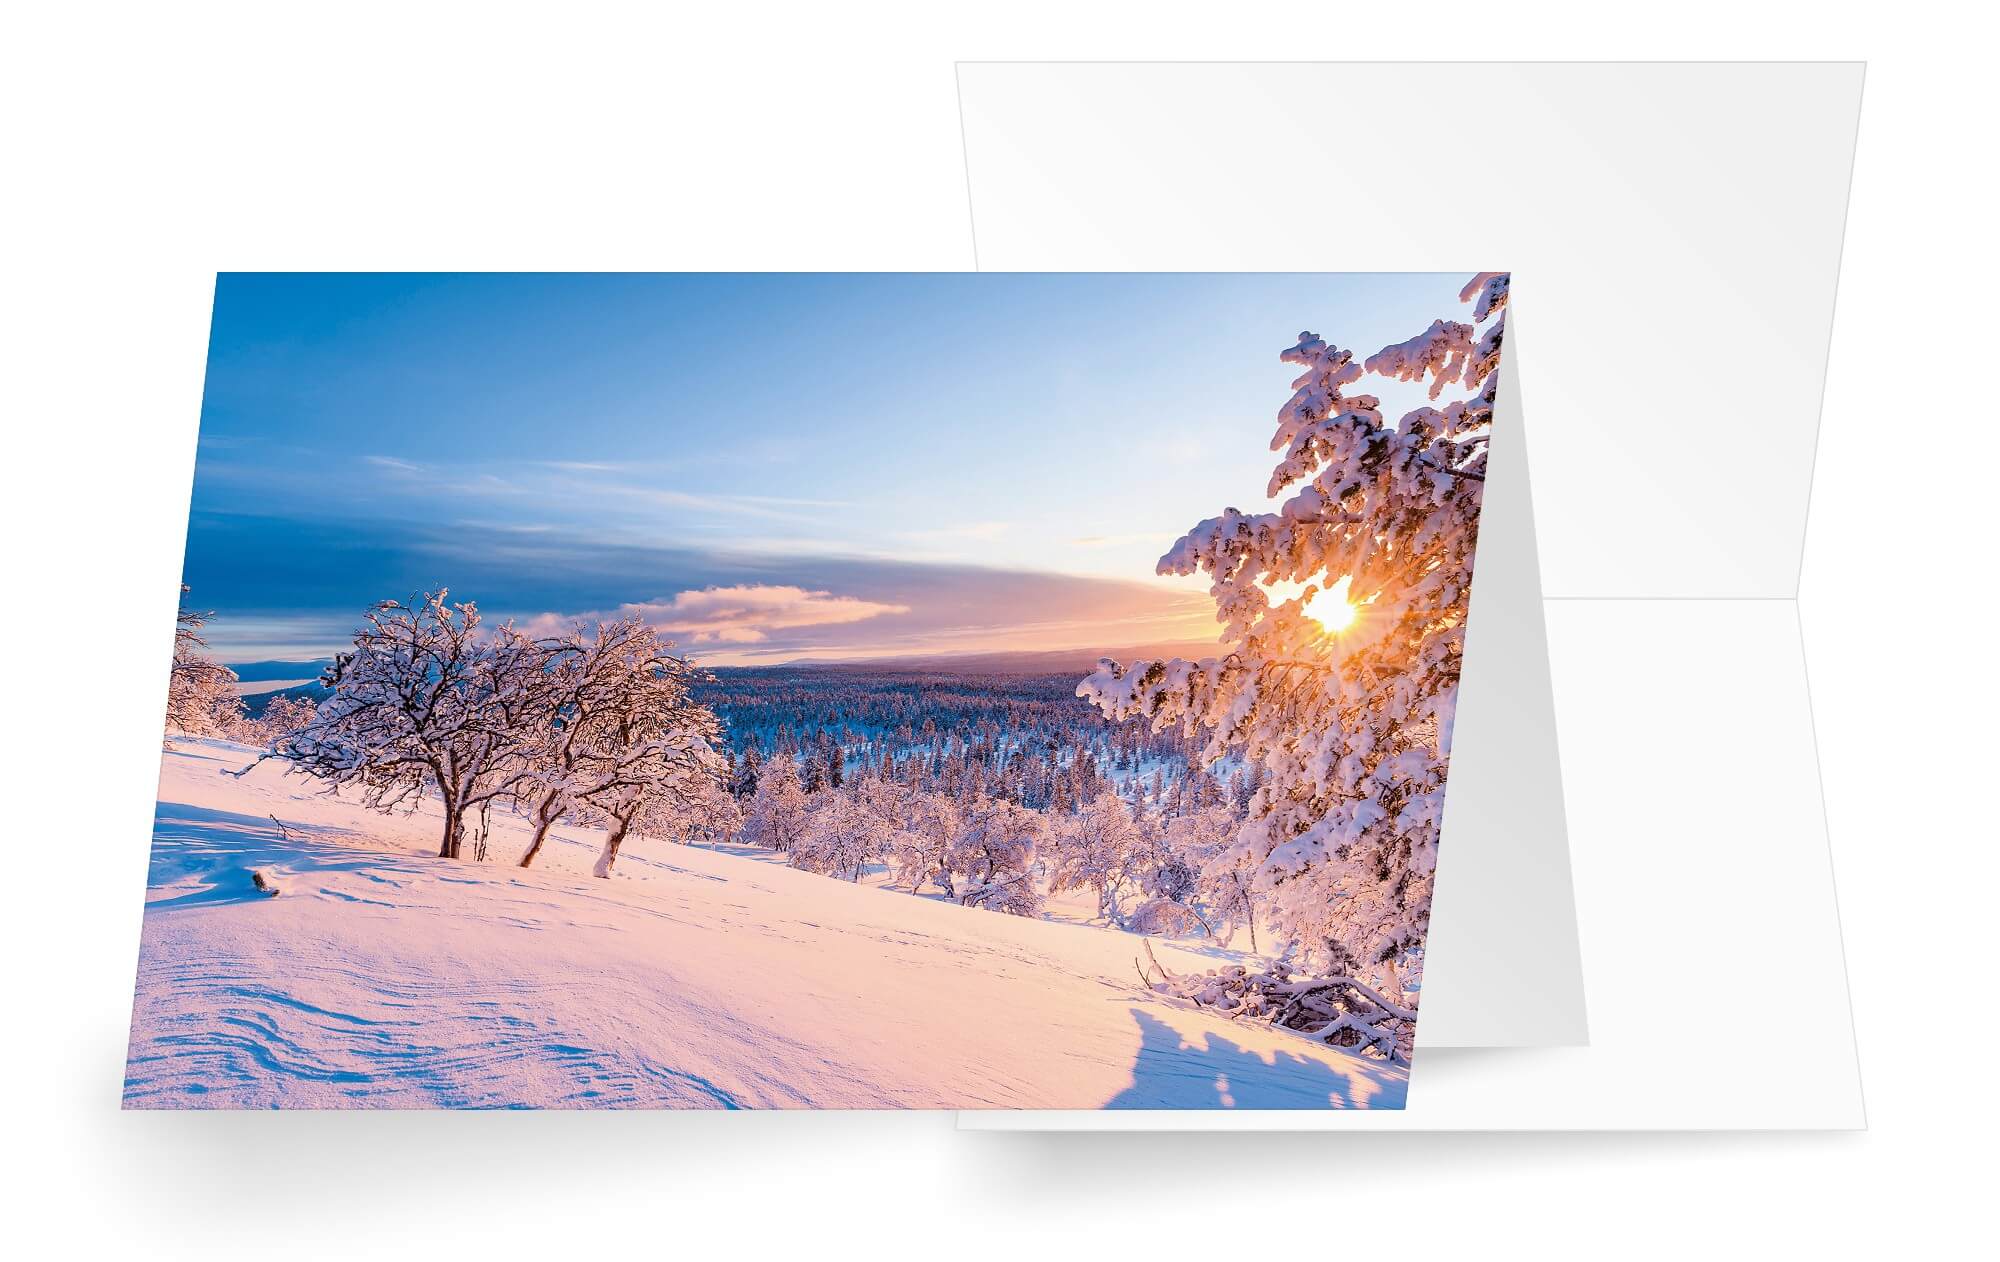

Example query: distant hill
[235,681,331,718]
[222,661,334,717]
[227,658,335,683]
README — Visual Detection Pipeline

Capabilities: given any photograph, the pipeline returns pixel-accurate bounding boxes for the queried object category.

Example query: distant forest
[237,659,1246,816]
[694,665,1242,815]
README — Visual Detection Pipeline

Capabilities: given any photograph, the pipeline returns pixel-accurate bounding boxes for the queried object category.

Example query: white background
[0,2,1989,1256]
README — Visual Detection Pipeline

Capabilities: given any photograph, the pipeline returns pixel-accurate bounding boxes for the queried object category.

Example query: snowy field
[125,740,1408,1109]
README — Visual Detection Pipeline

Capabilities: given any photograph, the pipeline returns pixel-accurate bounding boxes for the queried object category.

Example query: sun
[1304,576,1360,634]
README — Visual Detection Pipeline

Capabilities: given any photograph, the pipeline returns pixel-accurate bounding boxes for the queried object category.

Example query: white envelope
[955,62,1865,1129]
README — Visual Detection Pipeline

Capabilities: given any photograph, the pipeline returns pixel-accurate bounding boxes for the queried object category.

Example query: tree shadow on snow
[144,802,425,911]
[1105,1008,1405,1110]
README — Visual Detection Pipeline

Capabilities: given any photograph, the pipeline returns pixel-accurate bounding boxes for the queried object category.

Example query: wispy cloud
[364,457,847,524]
[589,483,831,522]
[185,514,1219,665]
[534,583,909,645]
[534,460,627,474]
[894,521,1011,545]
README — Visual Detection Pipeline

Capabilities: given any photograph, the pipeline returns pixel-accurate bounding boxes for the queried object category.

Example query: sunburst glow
[1304,576,1359,634]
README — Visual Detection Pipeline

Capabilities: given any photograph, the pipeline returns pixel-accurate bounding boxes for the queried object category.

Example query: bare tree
[278,591,542,859]
[516,617,726,872]
[513,622,612,868]
[549,620,724,878]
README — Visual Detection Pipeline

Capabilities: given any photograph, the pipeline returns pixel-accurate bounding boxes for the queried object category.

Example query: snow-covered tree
[560,625,724,879]
[741,751,809,852]
[944,795,1045,917]
[885,787,958,895]
[1187,815,1263,953]
[639,772,743,848]
[512,624,603,868]
[1136,804,1257,946]
[732,744,763,799]
[278,591,543,859]
[1080,272,1507,1002]
[165,586,243,739]
[513,617,721,871]
[1049,791,1143,925]
[789,790,889,882]
[250,694,319,743]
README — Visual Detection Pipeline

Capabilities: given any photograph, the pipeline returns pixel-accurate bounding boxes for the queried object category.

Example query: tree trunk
[593,819,630,879]
[519,791,561,868]
[439,795,464,859]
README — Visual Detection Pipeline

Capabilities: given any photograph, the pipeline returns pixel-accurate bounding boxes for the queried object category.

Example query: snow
[125,740,1408,1110]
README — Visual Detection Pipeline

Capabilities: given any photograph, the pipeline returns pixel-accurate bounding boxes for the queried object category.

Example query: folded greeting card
[129,270,1512,1109]
[953,61,1865,1130]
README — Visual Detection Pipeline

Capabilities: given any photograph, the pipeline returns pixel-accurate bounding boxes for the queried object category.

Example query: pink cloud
[534,584,909,645]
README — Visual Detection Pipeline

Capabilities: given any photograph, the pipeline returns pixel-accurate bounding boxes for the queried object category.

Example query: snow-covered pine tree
[1127,803,1211,937]
[733,744,763,799]
[1080,272,1507,1009]
[741,751,810,852]
[278,591,543,859]
[165,585,243,740]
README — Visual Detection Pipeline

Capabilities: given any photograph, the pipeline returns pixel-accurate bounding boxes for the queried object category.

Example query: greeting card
[129,271,1507,1109]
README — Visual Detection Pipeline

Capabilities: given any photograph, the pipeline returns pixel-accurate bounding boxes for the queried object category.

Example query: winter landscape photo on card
[133,271,1507,1109]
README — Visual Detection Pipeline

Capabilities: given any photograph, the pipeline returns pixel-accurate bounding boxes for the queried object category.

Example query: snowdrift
[125,740,1408,1109]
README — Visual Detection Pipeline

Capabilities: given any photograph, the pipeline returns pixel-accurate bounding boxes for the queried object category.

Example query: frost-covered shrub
[1127,897,1206,937]
[960,872,1044,918]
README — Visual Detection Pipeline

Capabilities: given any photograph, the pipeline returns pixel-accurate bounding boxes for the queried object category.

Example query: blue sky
[182,272,1472,663]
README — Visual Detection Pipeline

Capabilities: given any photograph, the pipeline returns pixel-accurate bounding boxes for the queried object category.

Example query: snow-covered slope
[125,740,1408,1110]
